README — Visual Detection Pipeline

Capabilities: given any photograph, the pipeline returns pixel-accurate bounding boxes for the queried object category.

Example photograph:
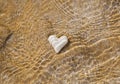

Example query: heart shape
[48,35,68,53]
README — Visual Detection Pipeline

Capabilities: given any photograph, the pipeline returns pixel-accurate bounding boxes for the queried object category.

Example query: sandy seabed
[0,0,120,84]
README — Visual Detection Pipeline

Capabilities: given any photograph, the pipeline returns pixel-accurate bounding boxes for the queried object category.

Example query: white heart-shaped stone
[48,35,68,53]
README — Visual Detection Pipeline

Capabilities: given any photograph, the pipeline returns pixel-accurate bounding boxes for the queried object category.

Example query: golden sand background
[0,0,120,84]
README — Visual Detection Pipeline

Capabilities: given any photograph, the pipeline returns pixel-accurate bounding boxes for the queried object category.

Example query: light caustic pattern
[0,0,120,84]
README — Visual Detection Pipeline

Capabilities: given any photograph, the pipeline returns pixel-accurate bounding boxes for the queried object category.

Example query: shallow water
[0,0,120,84]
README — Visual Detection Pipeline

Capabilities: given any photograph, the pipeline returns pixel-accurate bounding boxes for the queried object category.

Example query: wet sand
[0,0,120,84]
